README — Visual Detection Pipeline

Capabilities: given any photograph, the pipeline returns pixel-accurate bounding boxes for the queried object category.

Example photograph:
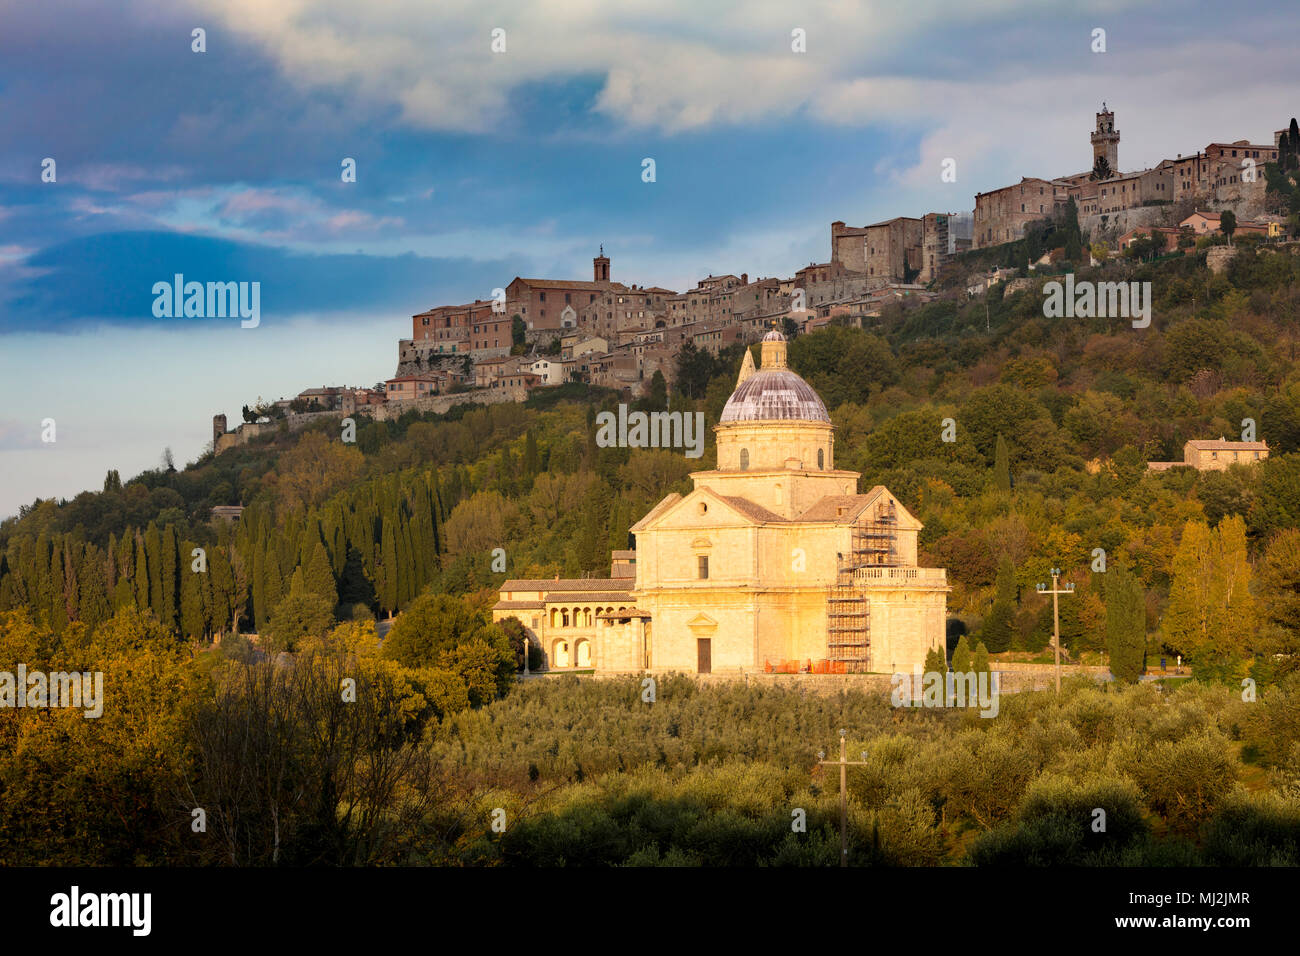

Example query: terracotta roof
[547,591,634,602]
[500,578,633,591]
[795,489,887,523]
[611,550,636,559]
[511,277,622,291]
[1186,439,1267,450]
[718,495,787,523]
[493,600,545,610]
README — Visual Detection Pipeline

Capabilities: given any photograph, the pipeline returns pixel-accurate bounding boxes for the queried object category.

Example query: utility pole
[1036,568,1076,695]
[817,729,868,867]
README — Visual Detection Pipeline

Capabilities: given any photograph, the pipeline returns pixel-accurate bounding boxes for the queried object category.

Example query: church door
[697,638,711,674]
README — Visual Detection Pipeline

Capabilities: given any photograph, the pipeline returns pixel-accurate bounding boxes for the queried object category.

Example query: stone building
[494,330,950,674]
[410,299,493,355]
[505,251,618,332]
[973,177,1068,248]
[1147,438,1269,472]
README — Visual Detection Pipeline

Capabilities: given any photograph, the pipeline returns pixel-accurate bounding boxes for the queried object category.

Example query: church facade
[493,331,949,675]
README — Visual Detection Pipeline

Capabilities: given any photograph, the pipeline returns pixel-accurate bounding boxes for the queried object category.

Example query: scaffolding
[826,498,899,670]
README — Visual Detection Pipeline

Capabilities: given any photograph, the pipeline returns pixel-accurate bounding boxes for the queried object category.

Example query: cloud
[0,230,511,330]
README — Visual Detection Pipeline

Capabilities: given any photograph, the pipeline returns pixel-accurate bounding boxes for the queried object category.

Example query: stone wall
[1080,204,1169,244]
[370,386,526,420]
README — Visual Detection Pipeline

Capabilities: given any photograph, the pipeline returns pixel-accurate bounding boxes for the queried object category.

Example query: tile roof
[511,278,623,291]
[795,489,887,523]
[718,495,786,523]
[547,591,635,602]
[1186,439,1267,450]
[500,578,633,591]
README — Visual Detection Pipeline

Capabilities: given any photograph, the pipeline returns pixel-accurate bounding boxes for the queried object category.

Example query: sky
[1,0,1298,519]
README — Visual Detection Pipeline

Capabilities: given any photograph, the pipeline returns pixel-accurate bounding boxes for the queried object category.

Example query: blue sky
[1,0,1297,518]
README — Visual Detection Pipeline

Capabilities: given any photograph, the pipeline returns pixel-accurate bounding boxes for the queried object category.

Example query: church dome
[719,368,831,423]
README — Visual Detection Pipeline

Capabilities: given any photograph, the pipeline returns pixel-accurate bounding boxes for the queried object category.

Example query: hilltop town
[213,107,1297,452]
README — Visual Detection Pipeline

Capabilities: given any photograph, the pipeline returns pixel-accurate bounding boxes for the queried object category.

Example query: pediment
[631,486,768,533]
[687,613,718,631]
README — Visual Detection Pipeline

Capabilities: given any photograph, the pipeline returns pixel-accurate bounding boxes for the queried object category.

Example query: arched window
[550,608,560,627]
[739,448,749,470]
[818,448,825,470]
[561,608,570,627]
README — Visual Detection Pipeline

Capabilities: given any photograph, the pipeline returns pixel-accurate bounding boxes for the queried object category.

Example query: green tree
[994,433,1011,492]
[381,592,491,668]
[971,641,991,675]
[303,539,338,609]
[982,557,1017,653]
[262,588,335,654]
[1220,210,1237,245]
[1105,563,1146,683]
[1061,196,1083,261]
[440,632,515,706]
[1162,517,1254,667]
[951,635,973,674]
[923,645,946,676]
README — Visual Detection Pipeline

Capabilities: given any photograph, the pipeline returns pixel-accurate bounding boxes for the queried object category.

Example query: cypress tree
[523,429,540,479]
[972,641,991,675]
[380,518,399,616]
[127,532,147,610]
[951,635,973,674]
[262,539,284,629]
[112,534,134,611]
[982,557,1017,653]
[1105,562,1146,683]
[399,516,417,608]
[59,543,78,628]
[78,544,111,628]
[251,540,268,632]
[179,548,205,640]
[994,433,1011,492]
[303,539,338,608]
[144,522,164,616]
[161,525,179,631]
[1162,520,1212,660]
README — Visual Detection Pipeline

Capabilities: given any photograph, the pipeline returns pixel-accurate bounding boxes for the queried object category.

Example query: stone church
[493,330,949,674]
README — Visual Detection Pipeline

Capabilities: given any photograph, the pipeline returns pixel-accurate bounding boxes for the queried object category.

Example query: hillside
[3,243,1300,680]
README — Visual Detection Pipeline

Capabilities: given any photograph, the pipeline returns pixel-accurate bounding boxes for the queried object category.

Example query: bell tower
[1091,103,1120,172]
[593,245,610,283]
